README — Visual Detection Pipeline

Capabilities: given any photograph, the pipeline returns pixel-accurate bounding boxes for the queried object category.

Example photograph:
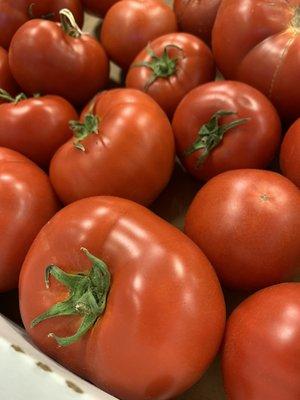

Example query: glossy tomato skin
[9,19,109,105]
[0,0,83,50]
[185,169,300,291]
[19,196,226,400]
[81,0,118,17]
[0,47,19,96]
[100,0,177,70]
[212,0,300,121]
[223,283,300,400]
[173,81,281,181]
[0,148,59,292]
[0,95,77,168]
[174,0,221,45]
[50,89,175,206]
[280,119,300,187]
[126,33,215,117]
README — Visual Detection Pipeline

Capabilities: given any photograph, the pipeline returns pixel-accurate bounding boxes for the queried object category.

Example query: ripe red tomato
[50,89,175,206]
[212,0,300,121]
[185,169,300,291]
[0,0,83,50]
[174,0,221,45]
[9,9,109,105]
[0,147,59,293]
[81,0,118,17]
[172,81,281,181]
[19,196,226,400]
[100,0,177,70]
[280,119,300,188]
[223,283,300,400]
[126,33,215,117]
[0,47,19,96]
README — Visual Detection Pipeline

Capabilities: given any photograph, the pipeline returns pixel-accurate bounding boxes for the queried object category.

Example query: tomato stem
[184,110,250,166]
[59,9,82,38]
[0,89,27,104]
[69,114,100,151]
[31,248,111,347]
[292,7,300,31]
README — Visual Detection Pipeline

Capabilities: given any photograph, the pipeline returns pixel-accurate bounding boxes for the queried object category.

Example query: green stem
[69,114,100,151]
[31,248,111,347]
[59,9,82,38]
[292,6,300,31]
[0,89,27,104]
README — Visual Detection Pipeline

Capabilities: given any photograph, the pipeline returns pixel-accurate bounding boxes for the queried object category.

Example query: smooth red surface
[0,147,59,292]
[185,169,300,290]
[0,0,83,50]
[280,118,300,187]
[173,81,281,181]
[9,19,109,105]
[0,47,19,96]
[126,32,215,117]
[212,0,300,121]
[81,0,119,17]
[100,0,177,69]
[19,196,226,400]
[223,283,300,400]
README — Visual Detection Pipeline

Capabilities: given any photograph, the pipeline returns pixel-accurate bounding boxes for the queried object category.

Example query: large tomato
[0,147,59,292]
[0,0,83,50]
[9,9,109,105]
[50,89,175,206]
[212,0,300,121]
[0,47,19,96]
[280,119,300,187]
[172,81,281,181]
[0,92,77,167]
[100,0,177,70]
[174,0,221,45]
[19,196,226,400]
[126,33,215,117]
[223,283,300,400]
[81,0,118,17]
[185,169,300,290]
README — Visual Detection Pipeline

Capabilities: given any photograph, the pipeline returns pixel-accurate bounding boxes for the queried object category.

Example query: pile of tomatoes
[0,0,299,399]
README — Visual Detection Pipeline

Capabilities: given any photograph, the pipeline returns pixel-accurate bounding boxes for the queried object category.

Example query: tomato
[0,147,59,293]
[185,169,300,291]
[19,196,226,400]
[172,81,281,181]
[0,47,19,97]
[223,283,300,400]
[9,9,109,106]
[100,0,177,70]
[0,0,83,50]
[81,0,118,17]
[50,88,175,206]
[212,0,300,121]
[126,33,215,117]
[280,119,300,188]
[174,0,221,45]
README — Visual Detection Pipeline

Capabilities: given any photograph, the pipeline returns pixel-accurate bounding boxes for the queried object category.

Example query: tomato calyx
[132,45,185,90]
[31,248,111,347]
[184,110,249,166]
[69,114,100,151]
[291,7,300,32]
[28,3,55,20]
[0,89,27,104]
[59,8,82,38]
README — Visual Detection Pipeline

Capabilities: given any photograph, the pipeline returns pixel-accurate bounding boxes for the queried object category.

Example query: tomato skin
[223,283,300,400]
[174,0,221,45]
[172,81,281,181]
[0,0,83,50]
[212,0,300,121]
[126,33,215,117]
[100,0,177,70]
[0,47,19,96]
[0,95,77,168]
[19,196,226,400]
[185,169,300,291]
[81,0,118,17]
[280,119,300,188]
[9,19,109,105]
[0,147,59,292]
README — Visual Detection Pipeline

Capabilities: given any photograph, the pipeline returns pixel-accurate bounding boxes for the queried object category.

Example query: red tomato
[172,81,281,181]
[223,283,300,400]
[280,119,300,187]
[174,0,221,45]
[0,147,59,292]
[0,0,83,50]
[100,0,177,70]
[50,89,175,206]
[19,196,226,400]
[9,9,109,105]
[81,0,119,17]
[126,33,215,117]
[212,0,300,121]
[0,47,19,96]
[185,169,300,291]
